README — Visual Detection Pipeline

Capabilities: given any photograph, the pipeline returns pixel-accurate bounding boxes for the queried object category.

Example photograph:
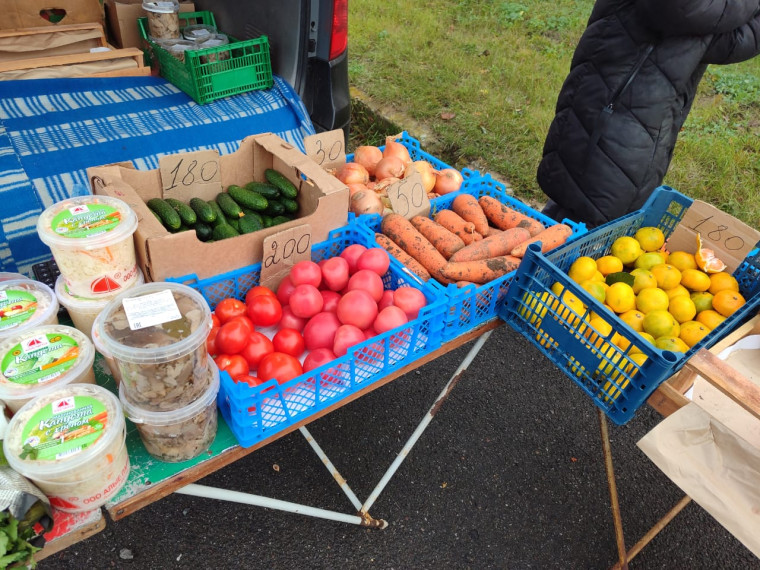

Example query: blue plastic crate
[168,222,447,448]
[346,131,453,172]
[355,172,587,342]
[499,186,760,425]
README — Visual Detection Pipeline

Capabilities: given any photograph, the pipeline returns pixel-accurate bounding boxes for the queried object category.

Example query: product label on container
[18,396,107,462]
[2,333,80,385]
[51,204,122,239]
[0,290,37,330]
[64,264,139,298]
[121,289,181,330]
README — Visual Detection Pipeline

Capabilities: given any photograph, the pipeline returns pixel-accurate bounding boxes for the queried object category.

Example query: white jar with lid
[0,279,58,340]
[143,1,181,40]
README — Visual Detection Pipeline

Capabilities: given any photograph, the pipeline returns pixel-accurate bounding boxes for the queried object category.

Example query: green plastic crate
[138,11,274,104]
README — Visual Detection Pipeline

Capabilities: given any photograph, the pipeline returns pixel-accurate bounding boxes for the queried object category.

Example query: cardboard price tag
[304,129,345,170]
[666,200,760,274]
[159,149,222,200]
[260,224,313,291]
[386,170,430,219]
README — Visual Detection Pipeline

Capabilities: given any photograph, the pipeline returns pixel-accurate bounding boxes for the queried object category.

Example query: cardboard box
[2,0,103,30]
[87,133,349,283]
[105,0,195,49]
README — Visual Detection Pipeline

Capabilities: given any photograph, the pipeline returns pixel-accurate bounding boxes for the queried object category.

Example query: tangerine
[708,272,739,295]
[679,268,711,292]
[634,251,667,271]
[634,226,665,252]
[610,236,643,266]
[606,282,636,313]
[665,285,690,300]
[655,336,689,353]
[630,268,657,294]
[679,320,710,348]
[596,255,624,276]
[619,309,645,332]
[650,263,682,290]
[568,256,598,283]
[695,233,727,273]
[667,251,697,272]
[696,309,726,330]
[643,309,680,338]
[636,287,670,313]
[668,295,697,323]
[580,280,607,304]
[712,289,745,317]
[690,291,714,314]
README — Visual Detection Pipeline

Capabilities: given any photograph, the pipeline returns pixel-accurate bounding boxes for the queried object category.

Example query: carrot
[484,226,502,237]
[478,195,545,236]
[452,194,489,236]
[381,213,448,276]
[410,215,465,259]
[510,224,573,258]
[374,233,431,281]
[434,209,483,245]
[439,255,522,284]
[448,227,531,263]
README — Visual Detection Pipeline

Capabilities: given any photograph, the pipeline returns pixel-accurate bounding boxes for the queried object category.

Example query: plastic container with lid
[90,311,121,386]
[36,195,139,299]
[0,279,59,340]
[3,384,130,512]
[198,33,230,63]
[182,24,217,43]
[0,272,27,282]
[0,324,96,413]
[143,0,180,40]
[157,38,196,62]
[55,269,144,342]
[97,282,212,412]
[121,362,219,462]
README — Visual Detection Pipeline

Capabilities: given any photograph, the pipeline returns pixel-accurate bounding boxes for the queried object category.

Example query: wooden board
[34,509,106,562]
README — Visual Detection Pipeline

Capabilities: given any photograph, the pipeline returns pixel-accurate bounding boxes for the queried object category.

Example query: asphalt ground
[41,324,759,569]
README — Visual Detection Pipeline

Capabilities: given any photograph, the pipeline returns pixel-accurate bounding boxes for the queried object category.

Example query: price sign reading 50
[387,170,430,219]
[159,150,221,200]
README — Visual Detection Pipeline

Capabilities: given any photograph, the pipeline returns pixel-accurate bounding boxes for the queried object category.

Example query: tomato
[258,352,303,384]
[337,289,378,330]
[247,294,283,327]
[320,256,350,291]
[216,319,251,354]
[339,244,367,274]
[289,284,324,318]
[227,314,254,335]
[356,247,390,276]
[245,285,276,305]
[374,305,409,334]
[346,270,384,302]
[211,314,221,328]
[303,311,341,351]
[320,290,341,313]
[215,298,247,324]
[276,276,297,306]
[239,331,274,369]
[393,287,427,320]
[273,328,305,358]
[214,354,249,379]
[363,326,377,340]
[289,260,322,288]
[233,374,264,387]
[333,324,366,357]
[206,327,220,356]
[280,305,307,331]
[302,347,336,373]
[378,289,395,311]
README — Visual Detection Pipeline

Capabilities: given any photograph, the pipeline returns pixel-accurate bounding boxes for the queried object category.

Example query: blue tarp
[0,75,315,276]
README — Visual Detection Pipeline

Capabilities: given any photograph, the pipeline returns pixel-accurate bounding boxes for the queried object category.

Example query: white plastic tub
[3,384,130,512]
[0,279,59,340]
[97,282,212,412]
[0,324,96,413]
[91,311,121,386]
[36,195,139,299]
[120,362,219,462]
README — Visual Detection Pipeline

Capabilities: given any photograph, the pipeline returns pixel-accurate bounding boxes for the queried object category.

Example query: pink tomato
[276,276,297,306]
[280,305,307,332]
[333,324,366,357]
[302,347,337,373]
[363,326,377,340]
[303,311,342,351]
[374,305,409,334]
[339,244,367,274]
[320,290,341,313]
[378,289,395,311]
[321,256,350,291]
[337,289,378,330]
[356,248,390,276]
[393,287,427,320]
[289,284,324,318]
[346,269,384,303]
[289,260,322,288]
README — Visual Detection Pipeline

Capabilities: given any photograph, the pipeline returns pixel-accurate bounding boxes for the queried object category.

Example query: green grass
[348,0,760,229]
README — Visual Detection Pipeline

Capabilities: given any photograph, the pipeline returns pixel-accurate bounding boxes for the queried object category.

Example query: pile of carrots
[375,194,573,287]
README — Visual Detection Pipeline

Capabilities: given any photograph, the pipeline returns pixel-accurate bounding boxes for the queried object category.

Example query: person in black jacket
[538,0,760,228]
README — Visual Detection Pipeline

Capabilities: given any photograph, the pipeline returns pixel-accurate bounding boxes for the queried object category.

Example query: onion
[337,162,370,185]
[373,177,401,194]
[347,183,369,197]
[434,168,464,195]
[374,156,406,181]
[404,160,437,193]
[383,138,412,166]
[350,190,384,216]
[353,146,383,177]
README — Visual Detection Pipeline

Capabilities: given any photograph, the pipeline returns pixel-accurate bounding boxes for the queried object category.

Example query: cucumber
[265,201,286,217]
[225,215,241,232]
[265,168,298,199]
[149,208,163,224]
[271,215,292,226]
[239,214,264,234]
[240,208,264,227]
[195,222,213,242]
[216,192,244,218]
[189,197,216,223]
[261,215,274,228]
[228,184,269,212]
[244,181,280,200]
[164,198,197,226]
[212,223,240,241]
[147,198,181,231]
[207,199,226,228]
[280,198,299,214]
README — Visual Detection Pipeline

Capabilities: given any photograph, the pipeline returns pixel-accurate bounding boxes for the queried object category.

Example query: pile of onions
[434,168,464,195]
[353,146,383,177]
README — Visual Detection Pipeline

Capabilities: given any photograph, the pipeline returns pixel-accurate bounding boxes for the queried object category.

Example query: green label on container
[51,204,121,238]
[0,290,37,330]
[2,333,79,385]
[18,396,107,462]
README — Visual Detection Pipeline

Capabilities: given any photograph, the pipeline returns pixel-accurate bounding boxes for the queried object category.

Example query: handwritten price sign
[386,170,430,219]
[304,130,345,171]
[159,150,222,200]
[260,224,313,290]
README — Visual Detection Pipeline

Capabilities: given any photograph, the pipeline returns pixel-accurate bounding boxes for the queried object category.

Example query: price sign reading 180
[386,170,430,219]
[687,215,746,252]
[159,150,222,200]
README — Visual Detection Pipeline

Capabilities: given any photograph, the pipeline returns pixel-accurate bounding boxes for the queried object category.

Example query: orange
[695,233,727,273]
[708,272,739,295]
[630,268,657,294]
[606,282,636,313]
[634,251,667,271]
[643,309,680,338]
[655,336,689,353]
[712,289,745,317]
[610,236,643,266]
[690,291,714,314]
[619,309,645,333]
[679,320,710,348]
[667,251,697,272]
[665,285,690,300]
[696,309,726,330]
[596,255,623,276]
[668,295,697,323]
[636,287,670,313]
[650,263,682,290]
[679,268,711,292]
[634,226,665,252]
[568,256,599,283]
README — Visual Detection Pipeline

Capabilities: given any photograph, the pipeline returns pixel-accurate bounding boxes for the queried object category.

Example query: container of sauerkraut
[0,272,27,282]
[37,195,139,299]
[0,279,59,340]
[121,362,219,462]
[55,270,144,342]
[91,311,122,387]
[2,384,130,512]
[0,324,96,413]
[97,282,212,412]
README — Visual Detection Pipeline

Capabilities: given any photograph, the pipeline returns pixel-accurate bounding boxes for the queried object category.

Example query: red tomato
[276,276,297,306]
[211,314,221,328]
[227,314,254,335]
[320,290,341,313]
[362,326,377,340]
[393,287,427,320]
[279,305,307,331]
[289,260,322,288]
[247,295,283,327]
[374,305,409,334]
[233,374,264,387]
[333,324,365,357]
[346,270,384,302]
[206,327,219,356]
[337,289,378,330]
[258,352,303,384]
[289,284,324,318]
[216,319,251,354]
[320,256,350,291]
[303,311,341,351]
[340,244,367,274]
[302,347,337,372]
[214,354,249,379]
[245,285,276,305]
[356,247,390,276]
[273,328,305,358]
[215,298,247,324]
[378,289,395,311]
[239,331,275,369]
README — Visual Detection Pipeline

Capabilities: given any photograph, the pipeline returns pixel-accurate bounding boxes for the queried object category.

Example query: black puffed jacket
[537,0,760,228]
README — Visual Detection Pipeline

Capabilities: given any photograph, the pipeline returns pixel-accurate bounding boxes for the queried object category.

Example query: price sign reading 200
[688,215,745,251]
[165,158,220,191]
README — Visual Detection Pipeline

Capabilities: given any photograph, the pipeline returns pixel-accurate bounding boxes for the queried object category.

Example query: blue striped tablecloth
[0,75,316,276]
